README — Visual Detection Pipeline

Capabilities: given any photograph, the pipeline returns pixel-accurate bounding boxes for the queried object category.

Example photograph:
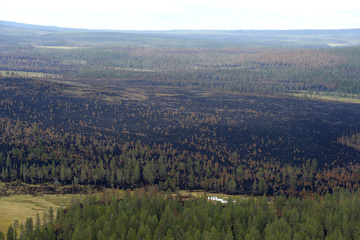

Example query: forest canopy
[13,188,360,240]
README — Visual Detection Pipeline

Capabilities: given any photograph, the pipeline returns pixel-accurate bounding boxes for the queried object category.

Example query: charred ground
[1,77,360,196]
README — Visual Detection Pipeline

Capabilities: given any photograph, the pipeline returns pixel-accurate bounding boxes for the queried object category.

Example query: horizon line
[1,19,359,32]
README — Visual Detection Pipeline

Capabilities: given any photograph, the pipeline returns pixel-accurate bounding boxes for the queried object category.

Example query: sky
[1,0,360,30]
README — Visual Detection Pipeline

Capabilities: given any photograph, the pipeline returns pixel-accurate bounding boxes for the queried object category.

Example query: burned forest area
[1,76,360,196]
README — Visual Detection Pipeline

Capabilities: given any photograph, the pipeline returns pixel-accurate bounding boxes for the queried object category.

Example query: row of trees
[338,132,360,151]
[4,208,54,240]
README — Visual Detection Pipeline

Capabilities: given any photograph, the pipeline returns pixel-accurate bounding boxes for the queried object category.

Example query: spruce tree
[6,225,14,240]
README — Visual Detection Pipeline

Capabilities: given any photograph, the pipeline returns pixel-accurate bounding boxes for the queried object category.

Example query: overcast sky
[1,0,360,30]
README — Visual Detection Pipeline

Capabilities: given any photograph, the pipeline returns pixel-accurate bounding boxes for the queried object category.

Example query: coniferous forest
[13,188,360,240]
[1,21,360,239]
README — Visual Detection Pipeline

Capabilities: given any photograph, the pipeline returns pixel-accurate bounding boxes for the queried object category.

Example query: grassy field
[35,46,85,50]
[0,70,59,79]
[291,92,360,104]
[177,190,258,202]
[0,194,80,234]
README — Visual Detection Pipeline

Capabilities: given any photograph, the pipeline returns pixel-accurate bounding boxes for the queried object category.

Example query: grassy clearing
[35,46,86,50]
[115,67,157,72]
[122,92,148,101]
[290,92,360,104]
[154,93,178,97]
[327,43,351,47]
[177,190,255,202]
[0,70,59,79]
[0,194,79,233]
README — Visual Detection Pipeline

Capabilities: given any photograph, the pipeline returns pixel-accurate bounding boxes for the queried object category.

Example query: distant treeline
[1,43,360,96]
